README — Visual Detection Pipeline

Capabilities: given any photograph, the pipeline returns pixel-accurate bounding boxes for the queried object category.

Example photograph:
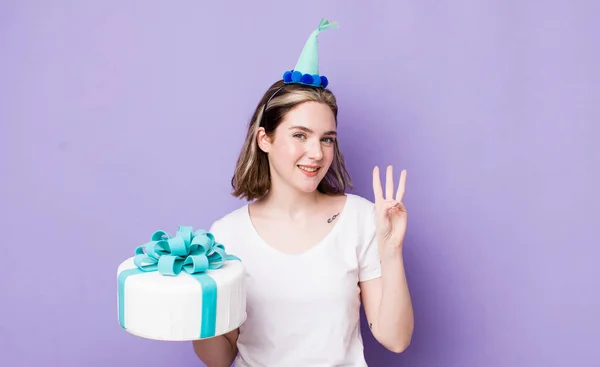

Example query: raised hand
[372,165,408,249]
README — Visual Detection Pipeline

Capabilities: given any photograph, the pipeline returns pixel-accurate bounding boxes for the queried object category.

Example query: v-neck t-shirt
[208,193,382,366]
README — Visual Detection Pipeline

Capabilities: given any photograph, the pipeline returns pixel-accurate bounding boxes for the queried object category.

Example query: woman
[193,19,413,367]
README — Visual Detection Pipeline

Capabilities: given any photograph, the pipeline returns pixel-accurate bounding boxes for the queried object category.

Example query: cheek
[324,145,336,162]
[272,139,304,163]
[286,139,307,158]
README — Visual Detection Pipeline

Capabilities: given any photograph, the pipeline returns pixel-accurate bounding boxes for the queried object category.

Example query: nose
[306,139,323,160]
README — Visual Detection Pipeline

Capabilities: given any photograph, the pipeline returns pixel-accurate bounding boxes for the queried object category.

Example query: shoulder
[344,193,376,219]
[334,194,377,239]
[209,204,249,234]
[206,204,252,256]
[346,193,375,208]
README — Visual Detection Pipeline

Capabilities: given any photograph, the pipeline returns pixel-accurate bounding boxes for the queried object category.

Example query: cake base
[118,256,246,341]
[122,313,247,341]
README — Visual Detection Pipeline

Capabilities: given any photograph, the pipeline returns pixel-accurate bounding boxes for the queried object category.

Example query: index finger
[372,166,384,201]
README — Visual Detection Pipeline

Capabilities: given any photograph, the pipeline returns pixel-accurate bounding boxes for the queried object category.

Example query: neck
[259,178,323,219]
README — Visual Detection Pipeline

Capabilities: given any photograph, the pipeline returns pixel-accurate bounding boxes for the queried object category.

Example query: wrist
[379,244,403,263]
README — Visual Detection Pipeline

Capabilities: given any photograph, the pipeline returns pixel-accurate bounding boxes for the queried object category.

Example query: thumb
[376,200,398,221]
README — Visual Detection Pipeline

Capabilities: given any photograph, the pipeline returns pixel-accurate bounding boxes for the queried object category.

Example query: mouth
[297,165,321,176]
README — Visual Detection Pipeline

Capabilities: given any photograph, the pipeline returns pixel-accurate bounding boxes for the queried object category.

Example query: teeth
[298,165,318,172]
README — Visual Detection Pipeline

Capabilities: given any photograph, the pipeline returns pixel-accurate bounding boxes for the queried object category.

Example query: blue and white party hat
[282,18,339,88]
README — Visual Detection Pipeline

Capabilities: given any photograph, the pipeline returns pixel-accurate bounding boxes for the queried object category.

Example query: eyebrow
[289,125,337,136]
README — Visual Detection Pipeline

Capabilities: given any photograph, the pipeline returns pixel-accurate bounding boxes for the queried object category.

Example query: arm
[360,245,413,353]
[193,221,240,366]
[192,328,239,367]
[362,165,413,353]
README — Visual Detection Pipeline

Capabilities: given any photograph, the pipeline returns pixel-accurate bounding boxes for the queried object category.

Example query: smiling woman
[231,80,352,201]
[192,18,413,367]
[231,81,351,200]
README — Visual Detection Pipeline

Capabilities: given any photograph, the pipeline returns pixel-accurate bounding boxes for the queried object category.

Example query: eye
[293,133,307,140]
[322,137,336,144]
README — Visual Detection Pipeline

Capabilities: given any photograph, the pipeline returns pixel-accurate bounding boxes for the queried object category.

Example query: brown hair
[231,79,353,201]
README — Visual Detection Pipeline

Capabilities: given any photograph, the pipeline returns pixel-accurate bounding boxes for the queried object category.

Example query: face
[258,101,337,194]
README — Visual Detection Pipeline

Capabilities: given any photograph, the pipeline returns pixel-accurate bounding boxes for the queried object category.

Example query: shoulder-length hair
[231,79,352,201]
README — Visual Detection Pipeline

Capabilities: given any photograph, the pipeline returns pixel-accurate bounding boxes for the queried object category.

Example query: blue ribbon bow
[118,226,240,338]
[133,226,238,275]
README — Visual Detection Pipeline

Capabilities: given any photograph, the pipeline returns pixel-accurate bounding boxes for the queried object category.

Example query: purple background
[1,1,599,366]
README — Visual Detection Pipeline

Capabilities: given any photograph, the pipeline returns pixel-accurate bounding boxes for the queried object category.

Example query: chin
[295,175,328,193]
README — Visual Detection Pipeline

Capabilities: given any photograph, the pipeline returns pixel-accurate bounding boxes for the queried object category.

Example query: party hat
[282,18,339,88]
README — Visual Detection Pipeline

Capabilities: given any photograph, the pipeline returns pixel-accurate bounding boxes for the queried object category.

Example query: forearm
[192,329,238,367]
[376,244,414,352]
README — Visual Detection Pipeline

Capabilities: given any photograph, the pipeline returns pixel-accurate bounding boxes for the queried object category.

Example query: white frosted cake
[117,226,246,341]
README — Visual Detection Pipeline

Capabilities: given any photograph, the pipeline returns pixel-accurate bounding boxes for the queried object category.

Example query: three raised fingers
[373,165,407,202]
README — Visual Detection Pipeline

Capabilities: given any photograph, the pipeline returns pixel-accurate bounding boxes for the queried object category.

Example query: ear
[256,127,272,153]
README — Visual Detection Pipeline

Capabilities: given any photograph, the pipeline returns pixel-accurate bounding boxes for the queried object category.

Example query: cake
[117,226,246,341]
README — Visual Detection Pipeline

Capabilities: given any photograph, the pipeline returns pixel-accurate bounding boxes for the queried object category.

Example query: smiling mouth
[298,165,319,172]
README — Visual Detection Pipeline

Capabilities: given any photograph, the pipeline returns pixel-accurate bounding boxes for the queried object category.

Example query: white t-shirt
[209,193,382,367]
